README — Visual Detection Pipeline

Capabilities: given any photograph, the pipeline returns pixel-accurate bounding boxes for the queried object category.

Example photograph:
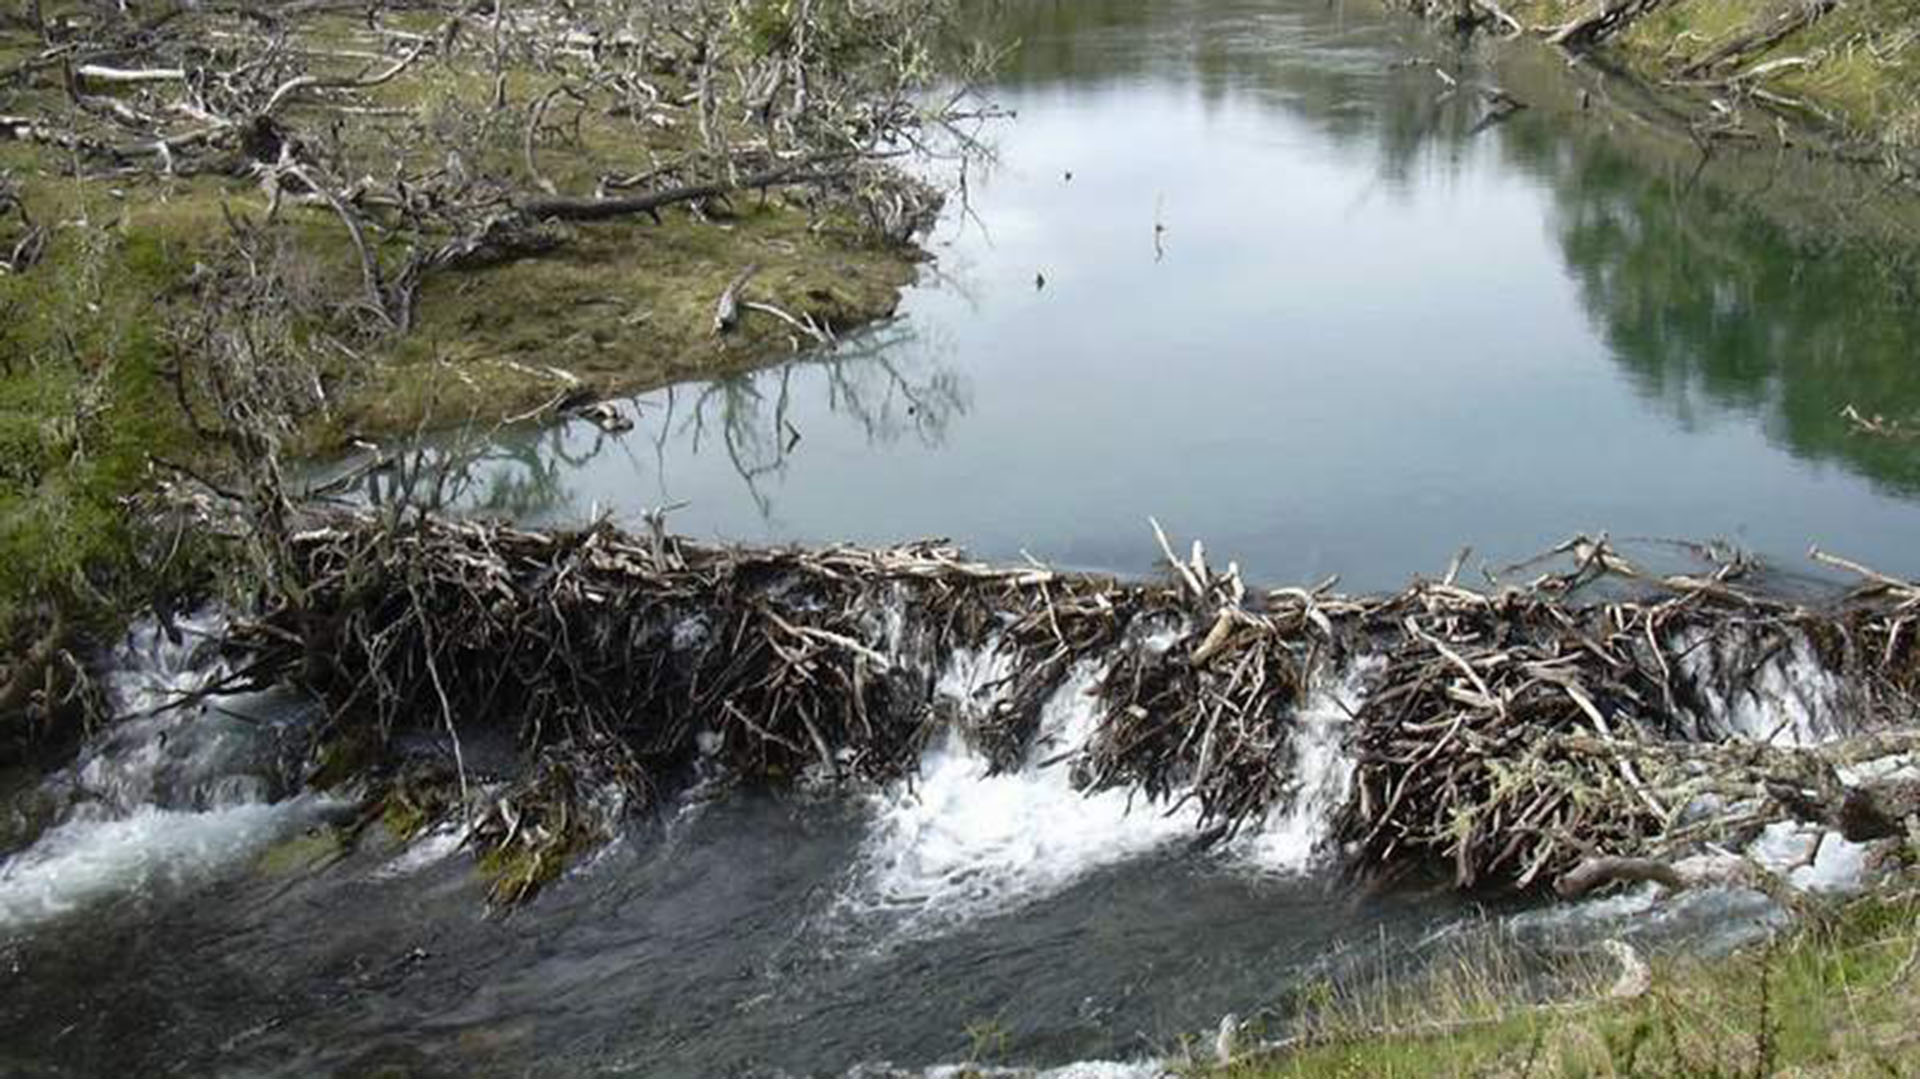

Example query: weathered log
[1554,855,1686,899]
[1677,0,1835,79]
[515,158,845,224]
[1546,0,1670,50]
[73,64,185,86]
[712,263,761,335]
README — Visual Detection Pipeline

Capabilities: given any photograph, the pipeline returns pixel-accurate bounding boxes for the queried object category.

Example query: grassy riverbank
[0,0,958,738]
[1189,890,1920,1078]
[1454,0,1920,173]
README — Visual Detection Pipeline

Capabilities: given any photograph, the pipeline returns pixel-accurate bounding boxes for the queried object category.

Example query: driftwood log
[1554,856,1687,899]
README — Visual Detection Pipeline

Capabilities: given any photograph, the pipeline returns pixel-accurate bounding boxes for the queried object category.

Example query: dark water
[0,787,1471,1078]
[0,619,1788,1079]
[398,0,1920,592]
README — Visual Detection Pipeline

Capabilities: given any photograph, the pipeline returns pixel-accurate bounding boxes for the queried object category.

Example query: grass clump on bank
[1198,891,1920,1078]
[0,170,238,747]
[1432,0,1920,176]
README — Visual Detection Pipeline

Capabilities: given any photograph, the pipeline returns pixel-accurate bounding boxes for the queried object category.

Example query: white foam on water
[102,611,231,717]
[935,638,1018,715]
[847,659,1197,935]
[1507,881,1665,933]
[0,610,337,933]
[1503,880,1786,956]
[66,612,307,815]
[371,822,472,880]
[1676,628,1840,747]
[1747,820,1821,875]
[0,797,333,932]
[1234,658,1379,876]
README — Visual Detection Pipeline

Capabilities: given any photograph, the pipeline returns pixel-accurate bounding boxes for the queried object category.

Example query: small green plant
[962,1015,1011,1064]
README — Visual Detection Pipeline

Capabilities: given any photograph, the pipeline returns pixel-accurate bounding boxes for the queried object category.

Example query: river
[3,0,1914,1075]
[389,0,1920,592]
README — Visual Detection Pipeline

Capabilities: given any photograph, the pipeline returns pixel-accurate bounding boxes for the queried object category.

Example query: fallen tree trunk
[1546,0,1671,50]
[1677,0,1835,80]
[1554,856,1686,899]
[514,157,847,223]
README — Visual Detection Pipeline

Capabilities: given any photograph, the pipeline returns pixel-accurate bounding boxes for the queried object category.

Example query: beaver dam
[10,0,1920,1074]
[1,513,1916,1074]
[210,511,1920,912]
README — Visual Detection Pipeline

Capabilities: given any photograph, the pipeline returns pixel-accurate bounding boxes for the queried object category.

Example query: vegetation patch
[1393,0,1920,179]
[1194,890,1920,1077]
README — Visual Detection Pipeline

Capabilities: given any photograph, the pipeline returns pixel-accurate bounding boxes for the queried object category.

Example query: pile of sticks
[222,511,1920,900]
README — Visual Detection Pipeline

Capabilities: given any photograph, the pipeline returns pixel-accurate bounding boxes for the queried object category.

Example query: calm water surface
[423,0,1920,590]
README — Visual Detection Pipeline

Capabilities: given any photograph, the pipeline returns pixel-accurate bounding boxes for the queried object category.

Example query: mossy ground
[0,153,226,639]
[334,198,912,446]
[1190,891,1920,1078]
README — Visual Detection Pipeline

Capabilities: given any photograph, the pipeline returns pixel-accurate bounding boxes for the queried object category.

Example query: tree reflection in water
[674,319,968,516]
[337,420,622,521]
[324,316,969,524]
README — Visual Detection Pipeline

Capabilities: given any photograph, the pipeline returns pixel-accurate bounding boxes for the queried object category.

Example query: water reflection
[397,0,1920,587]
[365,319,973,530]
[668,322,970,516]
[1529,142,1920,496]
[985,0,1920,498]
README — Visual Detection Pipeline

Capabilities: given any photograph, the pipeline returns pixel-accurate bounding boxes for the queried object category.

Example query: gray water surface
[0,793,1470,1078]
[411,0,1920,591]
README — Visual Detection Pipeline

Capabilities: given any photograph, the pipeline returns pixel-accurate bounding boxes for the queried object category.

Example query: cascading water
[0,604,1901,1078]
[0,616,338,933]
[841,632,1384,945]
[1231,656,1381,876]
[847,654,1202,937]
[1675,626,1848,747]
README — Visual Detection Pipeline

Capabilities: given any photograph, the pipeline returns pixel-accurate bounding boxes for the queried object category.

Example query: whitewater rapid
[841,643,1378,939]
[0,617,335,935]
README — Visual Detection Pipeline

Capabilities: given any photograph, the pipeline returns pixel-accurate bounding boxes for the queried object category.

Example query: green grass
[0,174,228,639]
[1500,0,1920,163]
[1192,892,1920,1078]
[331,196,913,447]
